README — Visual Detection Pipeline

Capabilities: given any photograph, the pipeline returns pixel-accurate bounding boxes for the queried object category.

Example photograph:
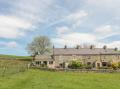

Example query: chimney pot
[103,45,107,50]
[115,47,118,51]
[53,45,55,49]
[64,45,67,49]
[90,45,95,49]
[76,45,81,49]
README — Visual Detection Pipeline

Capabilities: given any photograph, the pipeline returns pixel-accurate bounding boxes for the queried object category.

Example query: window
[97,63,100,67]
[49,61,53,64]
[102,62,107,66]
[36,61,39,65]
[39,61,41,64]
[35,61,37,65]
[87,62,91,65]
[59,62,65,68]
[59,63,63,67]
[43,61,47,65]
[88,56,91,59]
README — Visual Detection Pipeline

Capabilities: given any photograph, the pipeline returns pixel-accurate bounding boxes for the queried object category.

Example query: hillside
[0,54,32,61]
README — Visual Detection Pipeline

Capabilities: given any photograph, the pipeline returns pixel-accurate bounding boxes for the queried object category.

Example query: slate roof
[35,55,53,61]
[53,48,120,55]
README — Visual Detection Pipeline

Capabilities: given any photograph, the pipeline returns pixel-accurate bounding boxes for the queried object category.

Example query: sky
[0,0,120,56]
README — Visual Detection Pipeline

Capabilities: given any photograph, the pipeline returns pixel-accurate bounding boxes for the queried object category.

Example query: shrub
[99,66,111,69]
[85,65,92,69]
[68,61,83,69]
[111,62,118,70]
[118,62,120,69]
[107,62,112,67]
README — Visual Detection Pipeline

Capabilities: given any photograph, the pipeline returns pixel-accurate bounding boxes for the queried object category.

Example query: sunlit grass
[0,69,120,89]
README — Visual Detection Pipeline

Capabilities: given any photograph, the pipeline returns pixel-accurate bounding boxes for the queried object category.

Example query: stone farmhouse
[35,45,120,69]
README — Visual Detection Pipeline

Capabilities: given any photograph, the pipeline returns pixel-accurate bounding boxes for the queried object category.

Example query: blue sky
[0,0,120,56]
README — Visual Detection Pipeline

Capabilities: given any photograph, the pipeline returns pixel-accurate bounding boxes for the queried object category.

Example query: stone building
[35,55,54,68]
[35,45,120,69]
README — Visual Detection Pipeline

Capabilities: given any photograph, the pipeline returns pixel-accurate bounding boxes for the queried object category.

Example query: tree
[27,36,52,61]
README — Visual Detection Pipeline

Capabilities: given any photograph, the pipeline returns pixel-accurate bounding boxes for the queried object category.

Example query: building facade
[35,46,120,69]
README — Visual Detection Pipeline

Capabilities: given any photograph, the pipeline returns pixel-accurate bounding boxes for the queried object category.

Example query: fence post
[2,66,7,77]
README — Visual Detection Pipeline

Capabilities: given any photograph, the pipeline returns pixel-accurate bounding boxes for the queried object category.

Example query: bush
[85,65,92,69]
[68,61,83,69]
[107,62,112,67]
[118,62,120,69]
[99,66,111,69]
[111,62,118,70]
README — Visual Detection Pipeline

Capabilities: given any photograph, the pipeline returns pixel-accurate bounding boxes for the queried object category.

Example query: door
[97,63,100,68]
[59,62,65,68]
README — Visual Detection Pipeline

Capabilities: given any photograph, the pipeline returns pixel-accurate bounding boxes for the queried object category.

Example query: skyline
[0,0,120,55]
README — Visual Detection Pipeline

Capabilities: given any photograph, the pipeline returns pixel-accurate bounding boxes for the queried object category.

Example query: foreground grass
[0,69,120,89]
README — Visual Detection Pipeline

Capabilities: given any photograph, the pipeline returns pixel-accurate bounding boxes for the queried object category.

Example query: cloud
[94,25,113,35]
[87,0,120,8]
[46,10,88,28]
[0,0,55,39]
[56,26,70,35]
[53,24,120,49]
[52,32,96,47]
[107,41,120,48]
[93,25,120,40]
[8,0,55,22]
[67,10,88,21]
[0,41,18,48]
[0,15,32,39]
[66,10,88,28]
[11,0,55,24]
[0,0,120,55]
[93,41,120,49]
[52,31,120,49]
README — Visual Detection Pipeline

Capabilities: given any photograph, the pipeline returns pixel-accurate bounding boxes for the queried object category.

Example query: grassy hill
[0,54,32,61]
[0,69,120,89]
[0,54,31,77]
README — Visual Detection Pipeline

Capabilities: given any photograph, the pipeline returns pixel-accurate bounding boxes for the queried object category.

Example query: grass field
[0,54,32,61]
[0,54,31,77]
[0,69,120,89]
[0,60,29,77]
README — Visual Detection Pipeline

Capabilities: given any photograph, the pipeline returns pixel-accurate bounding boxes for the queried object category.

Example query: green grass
[0,60,29,77]
[0,54,32,61]
[0,69,120,89]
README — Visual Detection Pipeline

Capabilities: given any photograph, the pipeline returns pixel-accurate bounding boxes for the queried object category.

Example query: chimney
[76,45,81,49]
[103,45,107,50]
[114,47,118,51]
[53,45,55,49]
[64,45,67,49]
[90,45,95,49]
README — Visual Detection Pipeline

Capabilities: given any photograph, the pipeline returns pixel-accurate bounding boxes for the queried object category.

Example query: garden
[68,60,120,70]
